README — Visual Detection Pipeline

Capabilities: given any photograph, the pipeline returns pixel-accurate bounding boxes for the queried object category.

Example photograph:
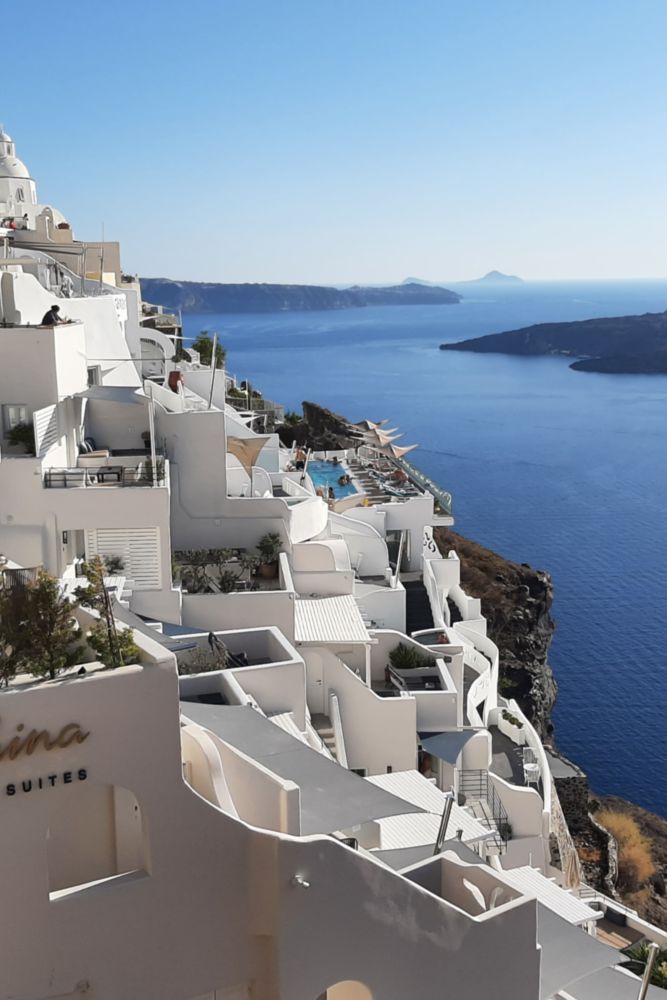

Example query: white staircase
[311,714,338,760]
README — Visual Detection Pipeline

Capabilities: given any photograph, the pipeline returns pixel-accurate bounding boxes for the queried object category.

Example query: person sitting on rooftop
[41,304,64,326]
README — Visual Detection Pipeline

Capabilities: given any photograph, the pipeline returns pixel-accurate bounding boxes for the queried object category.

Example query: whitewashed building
[1,127,665,1000]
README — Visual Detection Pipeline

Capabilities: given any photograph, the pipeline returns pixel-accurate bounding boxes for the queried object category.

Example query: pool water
[307,460,358,498]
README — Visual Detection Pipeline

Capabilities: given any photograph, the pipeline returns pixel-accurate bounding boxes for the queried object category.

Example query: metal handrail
[396,456,452,515]
[43,463,166,489]
[460,769,511,849]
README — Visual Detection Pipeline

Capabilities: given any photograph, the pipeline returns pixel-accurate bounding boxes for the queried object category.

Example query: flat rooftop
[179,703,423,836]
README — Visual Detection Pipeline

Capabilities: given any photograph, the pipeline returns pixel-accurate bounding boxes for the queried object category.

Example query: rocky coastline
[294,400,666,928]
[140,278,461,314]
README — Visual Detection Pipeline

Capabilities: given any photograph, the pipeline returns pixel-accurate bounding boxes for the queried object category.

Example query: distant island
[463,270,524,285]
[402,270,524,287]
[141,278,461,314]
[440,310,667,374]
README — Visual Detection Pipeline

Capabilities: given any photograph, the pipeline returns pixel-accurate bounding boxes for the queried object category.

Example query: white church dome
[0,156,31,179]
[0,128,32,179]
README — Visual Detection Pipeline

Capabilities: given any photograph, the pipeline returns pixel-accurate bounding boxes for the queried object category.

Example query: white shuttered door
[85,528,161,590]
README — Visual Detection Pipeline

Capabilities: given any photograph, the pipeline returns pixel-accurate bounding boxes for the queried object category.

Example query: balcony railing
[459,769,511,852]
[397,457,453,515]
[43,463,166,489]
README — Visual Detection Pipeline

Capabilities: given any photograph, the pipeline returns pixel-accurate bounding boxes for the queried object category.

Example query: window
[3,404,27,433]
[87,366,101,387]
[15,187,24,202]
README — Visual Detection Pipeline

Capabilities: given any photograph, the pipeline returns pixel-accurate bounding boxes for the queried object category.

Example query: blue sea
[183,280,667,817]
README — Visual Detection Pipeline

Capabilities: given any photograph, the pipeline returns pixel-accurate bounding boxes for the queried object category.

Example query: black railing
[459,769,511,850]
[0,566,40,589]
[43,464,165,489]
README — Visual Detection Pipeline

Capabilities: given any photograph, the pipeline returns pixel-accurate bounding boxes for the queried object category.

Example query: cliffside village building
[0,127,665,1000]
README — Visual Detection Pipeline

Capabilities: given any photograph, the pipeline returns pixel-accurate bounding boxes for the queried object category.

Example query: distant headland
[440,310,667,374]
[140,278,461,314]
[402,270,524,288]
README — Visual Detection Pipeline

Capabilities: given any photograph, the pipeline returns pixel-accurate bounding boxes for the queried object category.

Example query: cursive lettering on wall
[0,719,90,762]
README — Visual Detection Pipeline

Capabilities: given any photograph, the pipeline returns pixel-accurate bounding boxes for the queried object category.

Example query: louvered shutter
[85,528,161,590]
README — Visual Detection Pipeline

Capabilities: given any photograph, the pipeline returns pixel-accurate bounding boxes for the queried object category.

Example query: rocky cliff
[433,528,557,737]
[277,401,363,451]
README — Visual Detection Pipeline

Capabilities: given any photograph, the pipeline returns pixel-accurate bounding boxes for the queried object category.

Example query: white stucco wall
[302,648,417,775]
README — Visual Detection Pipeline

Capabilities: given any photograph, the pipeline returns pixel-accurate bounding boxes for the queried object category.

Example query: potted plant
[388,642,436,678]
[256,532,283,579]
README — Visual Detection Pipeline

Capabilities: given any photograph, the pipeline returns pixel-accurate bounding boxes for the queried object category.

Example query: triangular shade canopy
[227,436,271,475]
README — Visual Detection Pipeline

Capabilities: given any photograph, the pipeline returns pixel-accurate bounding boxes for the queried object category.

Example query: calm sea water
[184,281,667,816]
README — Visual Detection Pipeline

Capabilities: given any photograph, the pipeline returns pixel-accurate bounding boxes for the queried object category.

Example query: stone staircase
[311,713,338,760]
[404,579,434,634]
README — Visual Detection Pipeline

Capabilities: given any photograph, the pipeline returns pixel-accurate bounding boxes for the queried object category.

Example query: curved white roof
[0,156,31,179]
[0,129,32,179]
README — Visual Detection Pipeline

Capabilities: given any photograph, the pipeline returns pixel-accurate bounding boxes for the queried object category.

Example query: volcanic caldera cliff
[433,527,557,738]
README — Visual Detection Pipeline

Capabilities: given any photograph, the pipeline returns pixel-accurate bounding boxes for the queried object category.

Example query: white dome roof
[0,155,31,179]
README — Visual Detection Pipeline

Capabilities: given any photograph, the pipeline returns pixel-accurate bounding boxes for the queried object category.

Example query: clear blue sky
[6,1,667,283]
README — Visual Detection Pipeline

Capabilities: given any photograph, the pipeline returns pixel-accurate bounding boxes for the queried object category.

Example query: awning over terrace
[77,385,146,404]
[365,770,490,846]
[180,703,423,835]
[295,594,371,645]
[421,730,478,764]
[501,866,601,926]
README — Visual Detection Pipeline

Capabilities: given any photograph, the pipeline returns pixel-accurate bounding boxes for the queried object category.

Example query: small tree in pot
[256,533,283,579]
[388,642,435,672]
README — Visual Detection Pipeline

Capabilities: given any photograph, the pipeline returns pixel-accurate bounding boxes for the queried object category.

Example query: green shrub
[191,331,225,368]
[502,709,523,729]
[388,642,434,671]
[256,533,283,565]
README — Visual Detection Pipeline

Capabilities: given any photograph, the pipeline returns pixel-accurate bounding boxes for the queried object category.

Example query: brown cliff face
[277,401,362,451]
[434,528,557,738]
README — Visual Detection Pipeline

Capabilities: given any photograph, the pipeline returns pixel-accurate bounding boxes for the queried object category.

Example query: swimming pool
[307,460,358,498]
